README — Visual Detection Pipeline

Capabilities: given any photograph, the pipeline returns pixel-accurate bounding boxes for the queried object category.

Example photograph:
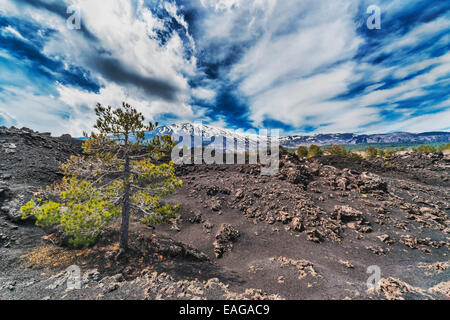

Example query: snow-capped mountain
[152,123,272,151]
[152,122,450,149]
[279,131,450,147]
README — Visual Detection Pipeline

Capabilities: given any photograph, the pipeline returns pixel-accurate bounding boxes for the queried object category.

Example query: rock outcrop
[0,126,82,222]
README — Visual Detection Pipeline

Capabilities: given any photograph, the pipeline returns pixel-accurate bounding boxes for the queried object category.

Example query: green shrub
[384,148,397,157]
[279,145,287,153]
[347,152,363,160]
[366,146,378,159]
[438,143,450,152]
[307,144,323,157]
[324,145,348,157]
[21,178,121,248]
[296,146,308,158]
[413,145,436,153]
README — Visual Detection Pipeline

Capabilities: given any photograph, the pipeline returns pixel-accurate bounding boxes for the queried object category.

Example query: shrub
[366,146,378,159]
[413,145,436,153]
[347,152,363,160]
[296,146,308,158]
[22,178,121,248]
[307,144,323,157]
[324,145,348,157]
[384,148,397,157]
[438,143,450,152]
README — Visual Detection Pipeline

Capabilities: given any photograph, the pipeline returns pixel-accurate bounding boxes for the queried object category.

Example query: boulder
[333,205,364,222]
[291,217,303,232]
[359,172,388,193]
[213,224,240,258]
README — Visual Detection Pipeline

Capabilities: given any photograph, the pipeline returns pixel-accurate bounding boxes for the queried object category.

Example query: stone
[334,205,363,222]
[291,217,303,232]
[213,224,240,258]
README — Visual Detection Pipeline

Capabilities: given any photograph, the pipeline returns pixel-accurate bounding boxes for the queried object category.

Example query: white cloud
[0,109,17,127]
[359,53,450,107]
[191,87,216,101]
[382,16,450,53]
[377,109,450,133]
[0,0,202,135]
[230,1,362,96]
[1,25,27,41]
[200,0,242,12]
[214,0,368,131]
[56,82,198,136]
[248,62,358,126]
[1,0,449,135]
[0,85,73,135]
[46,0,196,93]
[207,115,228,129]
[201,0,450,133]
[317,107,380,134]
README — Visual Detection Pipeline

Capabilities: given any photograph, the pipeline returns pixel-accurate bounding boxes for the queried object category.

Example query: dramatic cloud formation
[0,0,449,135]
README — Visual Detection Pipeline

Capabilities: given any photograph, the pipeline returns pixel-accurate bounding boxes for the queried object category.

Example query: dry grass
[21,242,121,269]
[21,245,81,268]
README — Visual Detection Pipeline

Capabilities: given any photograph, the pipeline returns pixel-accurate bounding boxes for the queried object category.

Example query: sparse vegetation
[353,143,447,159]
[410,143,450,153]
[383,148,397,157]
[290,142,448,160]
[366,146,380,159]
[438,143,450,152]
[322,145,362,160]
[413,145,437,153]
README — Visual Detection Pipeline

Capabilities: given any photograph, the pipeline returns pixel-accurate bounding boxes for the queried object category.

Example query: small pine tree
[308,144,323,157]
[384,148,396,157]
[324,145,348,157]
[22,102,182,251]
[366,146,378,159]
[296,146,308,159]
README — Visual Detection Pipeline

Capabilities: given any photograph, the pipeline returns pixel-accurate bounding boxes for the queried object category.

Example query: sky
[0,0,449,136]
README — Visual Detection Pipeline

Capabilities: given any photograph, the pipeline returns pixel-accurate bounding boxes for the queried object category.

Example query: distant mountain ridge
[279,131,450,147]
[153,123,450,149]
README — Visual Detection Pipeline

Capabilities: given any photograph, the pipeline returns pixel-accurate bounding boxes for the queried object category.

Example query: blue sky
[0,0,449,136]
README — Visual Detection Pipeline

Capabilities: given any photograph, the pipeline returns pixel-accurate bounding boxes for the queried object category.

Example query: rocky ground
[0,127,449,300]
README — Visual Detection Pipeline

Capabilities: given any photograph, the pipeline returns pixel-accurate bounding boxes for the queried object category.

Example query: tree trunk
[119,140,131,251]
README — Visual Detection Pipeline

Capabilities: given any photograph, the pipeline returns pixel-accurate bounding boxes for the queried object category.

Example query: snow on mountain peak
[153,122,450,149]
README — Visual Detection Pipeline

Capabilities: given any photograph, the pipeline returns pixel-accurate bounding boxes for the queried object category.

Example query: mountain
[153,123,269,151]
[279,131,450,147]
[152,123,450,149]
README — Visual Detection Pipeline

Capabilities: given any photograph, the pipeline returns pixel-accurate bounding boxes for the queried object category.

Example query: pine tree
[22,102,182,252]
[296,146,308,159]
[307,144,323,157]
